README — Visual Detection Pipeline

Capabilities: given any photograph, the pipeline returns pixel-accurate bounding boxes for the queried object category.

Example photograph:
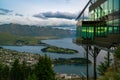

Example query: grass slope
[0,32,57,45]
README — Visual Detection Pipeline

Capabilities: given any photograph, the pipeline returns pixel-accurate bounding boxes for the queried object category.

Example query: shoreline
[1,38,79,55]
[53,58,91,65]
[0,37,72,46]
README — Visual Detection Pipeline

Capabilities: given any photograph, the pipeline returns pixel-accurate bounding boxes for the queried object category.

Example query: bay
[2,38,94,76]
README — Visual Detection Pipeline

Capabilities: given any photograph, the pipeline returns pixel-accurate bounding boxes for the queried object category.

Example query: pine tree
[97,53,111,75]
[35,55,55,80]
[2,65,10,80]
[0,63,3,80]
[26,73,38,80]
[114,46,120,59]
[21,61,31,80]
[10,59,22,80]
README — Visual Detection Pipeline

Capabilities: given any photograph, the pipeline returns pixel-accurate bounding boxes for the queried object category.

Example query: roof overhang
[77,21,106,26]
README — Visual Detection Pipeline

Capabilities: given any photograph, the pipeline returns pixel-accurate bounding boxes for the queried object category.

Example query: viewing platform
[75,21,120,48]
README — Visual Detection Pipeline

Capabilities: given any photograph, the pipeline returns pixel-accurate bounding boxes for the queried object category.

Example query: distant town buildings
[0,48,40,66]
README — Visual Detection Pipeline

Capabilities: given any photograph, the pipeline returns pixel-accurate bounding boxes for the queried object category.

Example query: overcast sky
[0,0,89,26]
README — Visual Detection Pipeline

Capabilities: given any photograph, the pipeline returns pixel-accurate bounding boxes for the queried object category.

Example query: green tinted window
[94,9,98,19]
[114,19,119,26]
[107,19,119,34]
[97,7,102,18]
[104,1,108,15]
[101,4,105,17]
[107,20,113,33]
[89,10,94,20]
[113,19,119,33]
[109,0,113,13]
[77,26,94,39]
[76,26,82,38]
[95,26,107,36]
[114,0,119,11]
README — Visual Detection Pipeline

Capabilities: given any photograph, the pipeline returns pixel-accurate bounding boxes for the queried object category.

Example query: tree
[2,65,10,80]
[10,59,22,80]
[97,53,111,75]
[0,63,3,80]
[0,55,56,80]
[34,55,55,80]
[0,63,10,80]
[26,73,38,80]
[98,70,120,80]
[114,46,120,59]
[20,61,31,80]
[97,62,108,75]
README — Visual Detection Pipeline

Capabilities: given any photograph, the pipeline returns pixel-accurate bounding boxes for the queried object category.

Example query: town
[0,47,83,80]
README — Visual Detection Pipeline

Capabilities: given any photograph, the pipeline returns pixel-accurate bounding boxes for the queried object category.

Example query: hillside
[0,23,73,37]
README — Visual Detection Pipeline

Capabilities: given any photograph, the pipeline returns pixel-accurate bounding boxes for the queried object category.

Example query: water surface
[2,38,95,76]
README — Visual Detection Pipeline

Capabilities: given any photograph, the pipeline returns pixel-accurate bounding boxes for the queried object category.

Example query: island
[0,47,89,80]
[53,58,91,65]
[41,46,78,54]
[0,47,90,65]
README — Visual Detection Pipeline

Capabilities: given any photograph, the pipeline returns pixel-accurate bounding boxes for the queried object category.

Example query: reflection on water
[54,64,93,76]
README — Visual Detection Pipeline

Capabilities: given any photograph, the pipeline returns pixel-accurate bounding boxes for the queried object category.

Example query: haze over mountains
[0,0,88,38]
[0,23,74,38]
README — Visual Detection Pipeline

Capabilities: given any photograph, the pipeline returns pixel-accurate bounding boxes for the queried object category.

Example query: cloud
[33,13,46,19]
[0,8,13,13]
[15,13,23,17]
[0,8,13,15]
[0,13,6,15]
[33,11,77,20]
[65,0,71,3]
[0,15,76,26]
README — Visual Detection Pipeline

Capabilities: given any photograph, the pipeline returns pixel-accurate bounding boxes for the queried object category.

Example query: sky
[0,0,89,26]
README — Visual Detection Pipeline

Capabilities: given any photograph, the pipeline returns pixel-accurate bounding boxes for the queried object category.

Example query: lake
[2,38,103,77]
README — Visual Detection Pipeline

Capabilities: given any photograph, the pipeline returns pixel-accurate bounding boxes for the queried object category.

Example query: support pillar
[86,45,89,80]
[93,47,98,80]
[107,51,110,67]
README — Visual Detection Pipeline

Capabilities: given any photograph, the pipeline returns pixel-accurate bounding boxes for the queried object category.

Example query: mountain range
[0,23,74,38]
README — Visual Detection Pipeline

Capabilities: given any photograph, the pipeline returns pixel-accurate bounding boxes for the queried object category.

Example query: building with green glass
[76,0,120,79]
[76,0,120,48]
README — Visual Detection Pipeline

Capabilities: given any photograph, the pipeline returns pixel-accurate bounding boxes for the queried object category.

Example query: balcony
[75,21,120,48]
